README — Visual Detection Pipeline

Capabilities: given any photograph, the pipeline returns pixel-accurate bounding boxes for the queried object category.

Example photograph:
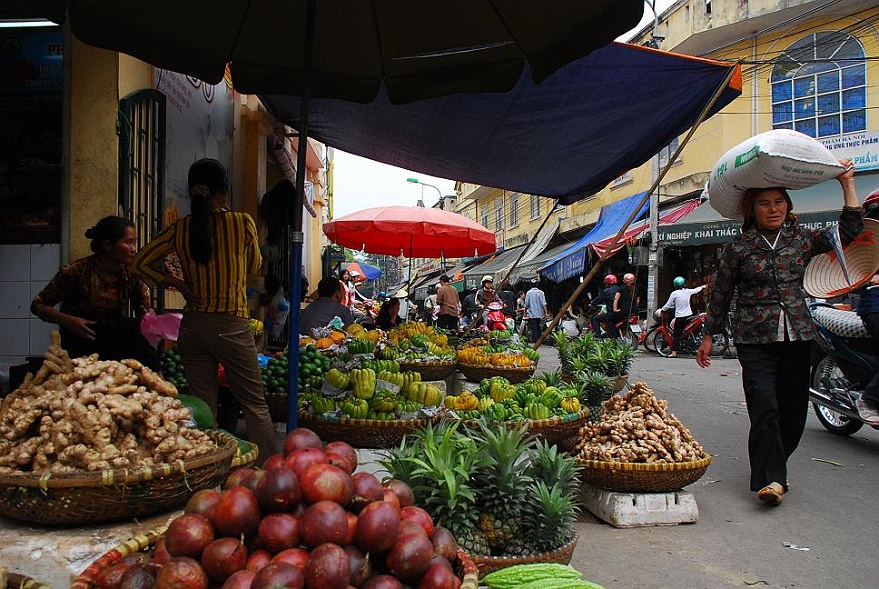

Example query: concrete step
[581,482,699,528]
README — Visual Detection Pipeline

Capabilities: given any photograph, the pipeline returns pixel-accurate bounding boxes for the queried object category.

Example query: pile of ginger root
[574,381,705,464]
[0,331,217,474]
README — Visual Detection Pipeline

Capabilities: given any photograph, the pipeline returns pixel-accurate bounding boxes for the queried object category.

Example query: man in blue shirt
[523,279,549,344]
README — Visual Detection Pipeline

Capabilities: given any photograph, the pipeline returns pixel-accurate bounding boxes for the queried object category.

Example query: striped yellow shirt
[133,209,262,318]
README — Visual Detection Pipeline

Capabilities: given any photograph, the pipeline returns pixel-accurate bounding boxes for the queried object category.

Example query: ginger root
[0,331,217,474]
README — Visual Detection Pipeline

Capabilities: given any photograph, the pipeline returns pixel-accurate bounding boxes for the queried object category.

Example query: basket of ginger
[573,382,711,492]
[0,332,238,525]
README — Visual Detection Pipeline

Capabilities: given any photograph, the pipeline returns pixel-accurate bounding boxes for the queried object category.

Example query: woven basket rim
[7,572,51,589]
[298,410,436,428]
[398,359,457,366]
[0,429,237,489]
[578,451,712,472]
[457,362,536,372]
[471,531,579,566]
[455,409,590,428]
[229,438,259,469]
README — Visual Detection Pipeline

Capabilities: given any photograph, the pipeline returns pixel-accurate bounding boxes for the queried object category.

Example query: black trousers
[736,341,812,492]
[61,317,161,371]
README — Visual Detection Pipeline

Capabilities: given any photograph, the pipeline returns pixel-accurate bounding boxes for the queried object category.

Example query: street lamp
[407,177,442,207]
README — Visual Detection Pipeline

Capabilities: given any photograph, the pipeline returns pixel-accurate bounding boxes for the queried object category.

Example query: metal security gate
[118,89,166,310]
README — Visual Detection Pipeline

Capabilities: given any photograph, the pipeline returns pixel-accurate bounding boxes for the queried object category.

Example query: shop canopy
[589,198,702,257]
[261,44,741,206]
[658,171,879,247]
[508,241,579,284]
[462,246,527,290]
[540,192,650,283]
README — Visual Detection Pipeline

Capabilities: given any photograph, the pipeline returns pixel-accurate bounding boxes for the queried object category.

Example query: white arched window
[771,31,866,138]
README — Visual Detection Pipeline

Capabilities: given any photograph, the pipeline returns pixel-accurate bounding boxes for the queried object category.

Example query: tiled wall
[0,244,60,370]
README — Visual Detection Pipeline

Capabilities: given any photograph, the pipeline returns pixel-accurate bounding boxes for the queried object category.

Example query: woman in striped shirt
[133,159,276,465]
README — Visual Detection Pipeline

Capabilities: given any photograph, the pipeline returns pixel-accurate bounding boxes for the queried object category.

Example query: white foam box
[581,482,699,528]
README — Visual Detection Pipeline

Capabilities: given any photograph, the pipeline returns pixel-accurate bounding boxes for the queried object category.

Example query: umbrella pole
[286,0,318,432]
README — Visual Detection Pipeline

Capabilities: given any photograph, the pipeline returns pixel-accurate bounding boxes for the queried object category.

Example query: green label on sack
[735,146,761,167]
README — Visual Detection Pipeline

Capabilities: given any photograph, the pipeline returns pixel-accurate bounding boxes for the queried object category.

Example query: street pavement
[553,346,879,589]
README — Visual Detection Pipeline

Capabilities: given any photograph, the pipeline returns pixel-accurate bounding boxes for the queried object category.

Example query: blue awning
[540,192,649,282]
[260,44,741,206]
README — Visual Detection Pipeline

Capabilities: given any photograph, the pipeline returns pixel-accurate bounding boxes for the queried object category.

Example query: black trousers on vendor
[736,341,811,493]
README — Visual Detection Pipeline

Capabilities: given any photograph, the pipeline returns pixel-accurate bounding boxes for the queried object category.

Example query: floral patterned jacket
[705,209,863,344]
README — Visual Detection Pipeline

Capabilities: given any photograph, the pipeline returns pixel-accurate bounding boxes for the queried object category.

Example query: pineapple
[537,369,564,388]
[472,422,533,551]
[381,421,492,556]
[526,439,582,497]
[520,481,579,554]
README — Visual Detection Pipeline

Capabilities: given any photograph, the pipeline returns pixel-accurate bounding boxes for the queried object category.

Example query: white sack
[707,129,844,219]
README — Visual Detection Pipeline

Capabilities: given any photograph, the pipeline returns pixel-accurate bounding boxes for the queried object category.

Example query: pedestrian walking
[133,158,277,466]
[696,158,861,506]
[524,278,549,344]
[435,274,460,331]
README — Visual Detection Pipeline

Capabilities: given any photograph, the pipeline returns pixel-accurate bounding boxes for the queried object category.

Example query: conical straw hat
[804,218,879,298]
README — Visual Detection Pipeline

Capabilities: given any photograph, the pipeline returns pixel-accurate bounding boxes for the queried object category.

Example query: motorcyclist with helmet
[854,188,879,425]
[475,275,500,327]
[660,276,706,358]
[590,274,624,338]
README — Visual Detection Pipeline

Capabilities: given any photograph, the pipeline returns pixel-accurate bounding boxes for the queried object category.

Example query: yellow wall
[65,36,120,261]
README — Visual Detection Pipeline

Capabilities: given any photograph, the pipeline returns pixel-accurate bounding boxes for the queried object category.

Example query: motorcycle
[809,301,879,435]
[585,306,642,348]
[651,310,729,357]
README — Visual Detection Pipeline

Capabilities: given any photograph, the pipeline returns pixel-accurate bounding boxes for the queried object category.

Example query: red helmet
[604,275,618,285]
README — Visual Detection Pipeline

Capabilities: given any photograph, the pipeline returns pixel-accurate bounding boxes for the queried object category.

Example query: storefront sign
[0,30,63,103]
[542,249,586,283]
[659,210,841,247]
[819,132,879,172]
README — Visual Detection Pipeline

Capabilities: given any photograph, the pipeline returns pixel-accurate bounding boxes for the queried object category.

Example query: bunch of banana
[363,359,400,373]
[405,382,443,407]
[401,370,422,392]
[348,338,376,355]
[376,370,404,388]
[368,389,399,412]
[325,368,350,390]
[350,368,376,399]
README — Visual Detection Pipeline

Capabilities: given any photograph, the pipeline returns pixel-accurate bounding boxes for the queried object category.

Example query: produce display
[0,332,217,473]
[380,420,581,559]
[299,357,443,421]
[442,375,581,421]
[380,322,457,362]
[261,346,329,395]
[574,382,705,463]
[84,428,476,589]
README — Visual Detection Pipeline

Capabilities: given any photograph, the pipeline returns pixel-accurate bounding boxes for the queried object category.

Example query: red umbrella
[324,206,496,259]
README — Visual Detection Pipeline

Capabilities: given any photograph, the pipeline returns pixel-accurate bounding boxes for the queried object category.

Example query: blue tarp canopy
[261,43,741,205]
[540,192,649,282]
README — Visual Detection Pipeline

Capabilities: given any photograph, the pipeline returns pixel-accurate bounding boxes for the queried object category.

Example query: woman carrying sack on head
[696,158,861,507]
[133,158,277,465]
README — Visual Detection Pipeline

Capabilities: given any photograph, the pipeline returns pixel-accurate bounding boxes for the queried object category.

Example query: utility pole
[647,155,661,324]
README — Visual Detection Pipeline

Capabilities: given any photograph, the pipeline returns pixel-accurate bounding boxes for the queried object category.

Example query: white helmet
[481,275,494,284]
[349,270,361,277]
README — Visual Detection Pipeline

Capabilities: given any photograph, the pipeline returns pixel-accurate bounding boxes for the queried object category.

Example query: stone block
[581,482,699,528]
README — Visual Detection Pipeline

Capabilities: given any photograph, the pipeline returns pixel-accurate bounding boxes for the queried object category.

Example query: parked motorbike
[809,301,879,435]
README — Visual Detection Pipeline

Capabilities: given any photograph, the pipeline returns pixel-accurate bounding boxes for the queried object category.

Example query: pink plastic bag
[140,312,183,347]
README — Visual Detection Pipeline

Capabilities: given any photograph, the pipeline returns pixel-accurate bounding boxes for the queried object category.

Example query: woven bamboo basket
[454,410,590,448]
[398,359,457,381]
[5,573,50,589]
[0,430,238,525]
[458,363,536,384]
[471,532,578,577]
[297,411,437,448]
[71,526,479,589]
[229,437,259,469]
[578,452,712,492]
